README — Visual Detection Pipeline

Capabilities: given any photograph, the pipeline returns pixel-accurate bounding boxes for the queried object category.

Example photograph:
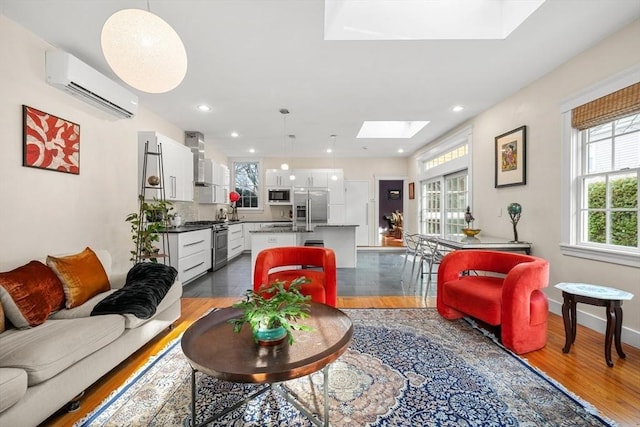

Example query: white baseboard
[548,298,640,349]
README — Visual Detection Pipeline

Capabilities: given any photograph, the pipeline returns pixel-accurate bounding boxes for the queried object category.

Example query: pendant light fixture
[279,108,290,171]
[288,135,296,181]
[330,135,338,181]
[101,2,187,93]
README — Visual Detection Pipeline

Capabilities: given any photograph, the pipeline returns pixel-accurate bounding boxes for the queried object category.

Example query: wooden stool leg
[561,293,575,353]
[605,302,615,367]
[614,305,626,360]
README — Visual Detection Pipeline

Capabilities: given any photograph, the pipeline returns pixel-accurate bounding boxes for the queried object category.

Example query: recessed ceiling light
[249,148,255,153]
[357,121,429,139]
[452,105,464,112]
[197,104,211,112]
[398,148,404,153]
[231,131,239,138]
[326,148,333,153]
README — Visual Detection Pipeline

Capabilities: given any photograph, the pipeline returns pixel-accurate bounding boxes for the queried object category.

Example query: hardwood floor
[42,297,640,426]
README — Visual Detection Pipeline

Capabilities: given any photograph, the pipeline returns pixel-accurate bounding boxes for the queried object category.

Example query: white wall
[0,15,185,273]
[409,19,640,346]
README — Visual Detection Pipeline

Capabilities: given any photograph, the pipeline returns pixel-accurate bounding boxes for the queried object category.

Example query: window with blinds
[572,82,639,252]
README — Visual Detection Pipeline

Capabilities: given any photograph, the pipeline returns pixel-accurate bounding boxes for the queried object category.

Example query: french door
[420,170,468,236]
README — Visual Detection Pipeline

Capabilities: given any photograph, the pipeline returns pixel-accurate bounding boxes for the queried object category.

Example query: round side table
[555,282,634,367]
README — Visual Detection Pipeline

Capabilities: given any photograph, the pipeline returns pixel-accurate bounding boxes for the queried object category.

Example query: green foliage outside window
[587,177,638,247]
[234,161,259,208]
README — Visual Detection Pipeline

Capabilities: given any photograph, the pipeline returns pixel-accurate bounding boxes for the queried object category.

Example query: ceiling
[2,0,639,159]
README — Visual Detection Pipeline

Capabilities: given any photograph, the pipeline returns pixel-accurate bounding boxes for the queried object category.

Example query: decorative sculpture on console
[507,202,522,242]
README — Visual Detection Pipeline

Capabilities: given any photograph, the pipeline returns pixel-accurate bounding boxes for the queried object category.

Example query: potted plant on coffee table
[229,277,314,346]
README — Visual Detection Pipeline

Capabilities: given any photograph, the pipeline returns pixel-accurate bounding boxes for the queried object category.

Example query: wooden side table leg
[605,302,615,367]
[614,304,626,360]
[561,293,574,353]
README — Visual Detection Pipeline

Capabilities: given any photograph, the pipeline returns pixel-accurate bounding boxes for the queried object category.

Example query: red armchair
[437,250,549,354]
[253,247,337,307]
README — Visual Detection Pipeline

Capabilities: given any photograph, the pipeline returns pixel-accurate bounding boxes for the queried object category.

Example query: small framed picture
[388,189,401,200]
[408,182,415,200]
[495,125,526,188]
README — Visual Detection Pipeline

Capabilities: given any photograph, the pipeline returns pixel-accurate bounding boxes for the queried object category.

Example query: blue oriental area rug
[76,309,614,426]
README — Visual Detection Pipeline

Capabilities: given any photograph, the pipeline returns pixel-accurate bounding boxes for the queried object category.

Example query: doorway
[375,176,407,246]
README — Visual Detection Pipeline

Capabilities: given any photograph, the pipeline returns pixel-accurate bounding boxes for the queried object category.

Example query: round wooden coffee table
[181,302,353,426]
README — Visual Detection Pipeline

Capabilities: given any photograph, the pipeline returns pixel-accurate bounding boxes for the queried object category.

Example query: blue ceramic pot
[254,326,287,346]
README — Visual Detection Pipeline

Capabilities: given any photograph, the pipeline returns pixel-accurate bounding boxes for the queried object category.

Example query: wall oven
[268,188,291,204]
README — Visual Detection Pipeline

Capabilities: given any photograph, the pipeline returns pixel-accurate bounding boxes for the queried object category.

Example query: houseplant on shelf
[125,196,173,263]
[229,277,314,346]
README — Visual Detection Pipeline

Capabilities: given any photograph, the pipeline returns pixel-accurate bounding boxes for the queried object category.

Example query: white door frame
[374,175,409,246]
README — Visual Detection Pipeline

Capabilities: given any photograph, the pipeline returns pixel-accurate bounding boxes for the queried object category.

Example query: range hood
[185,131,212,186]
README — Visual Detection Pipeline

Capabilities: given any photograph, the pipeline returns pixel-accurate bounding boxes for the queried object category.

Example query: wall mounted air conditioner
[45,51,138,119]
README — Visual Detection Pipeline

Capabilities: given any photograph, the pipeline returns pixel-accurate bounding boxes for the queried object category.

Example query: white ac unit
[45,51,138,119]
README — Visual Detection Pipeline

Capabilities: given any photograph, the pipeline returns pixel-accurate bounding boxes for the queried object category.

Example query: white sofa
[0,250,182,427]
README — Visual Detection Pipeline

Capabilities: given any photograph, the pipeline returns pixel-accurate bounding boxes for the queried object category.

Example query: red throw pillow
[0,261,65,328]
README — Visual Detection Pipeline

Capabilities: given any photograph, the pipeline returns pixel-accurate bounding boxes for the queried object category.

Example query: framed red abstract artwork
[23,105,80,174]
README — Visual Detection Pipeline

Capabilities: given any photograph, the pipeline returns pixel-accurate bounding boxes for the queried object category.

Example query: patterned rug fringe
[73,336,183,427]
[462,316,618,427]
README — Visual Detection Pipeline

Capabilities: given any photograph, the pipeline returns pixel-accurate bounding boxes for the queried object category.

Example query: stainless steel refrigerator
[294,189,328,230]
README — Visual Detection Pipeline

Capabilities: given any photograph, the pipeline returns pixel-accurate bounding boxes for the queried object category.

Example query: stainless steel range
[184,221,228,272]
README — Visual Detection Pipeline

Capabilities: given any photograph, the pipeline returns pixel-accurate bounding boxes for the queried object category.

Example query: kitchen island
[250,224,358,279]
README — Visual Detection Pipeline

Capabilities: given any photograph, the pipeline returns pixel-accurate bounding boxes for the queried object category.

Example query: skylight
[324,0,546,40]
[357,121,429,139]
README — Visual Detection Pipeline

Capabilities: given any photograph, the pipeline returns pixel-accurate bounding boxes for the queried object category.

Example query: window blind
[572,82,640,130]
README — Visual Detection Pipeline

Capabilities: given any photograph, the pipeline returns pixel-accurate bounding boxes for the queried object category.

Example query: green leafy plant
[229,277,314,345]
[125,197,173,263]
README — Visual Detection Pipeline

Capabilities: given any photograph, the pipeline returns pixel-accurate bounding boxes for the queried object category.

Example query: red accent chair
[437,250,549,354]
[253,247,337,307]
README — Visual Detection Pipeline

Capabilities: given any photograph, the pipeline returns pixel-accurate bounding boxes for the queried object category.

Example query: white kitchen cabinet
[138,131,194,202]
[328,204,346,225]
[292,169,328,188]
[243,223,259,250]
[328,169,345,204]
[228,223,244,260]
[266,169,291,188]
[168,229,211,284]
[200,162,230,205]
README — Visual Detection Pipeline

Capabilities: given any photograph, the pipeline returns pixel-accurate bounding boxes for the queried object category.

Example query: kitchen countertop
[164,221,356,233]
[164,225,214,233]
[250,227,314,233]
[250,224,358,233]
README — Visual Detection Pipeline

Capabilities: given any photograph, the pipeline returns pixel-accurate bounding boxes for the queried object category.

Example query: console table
[555,282,634,367]
[424,234,532,254]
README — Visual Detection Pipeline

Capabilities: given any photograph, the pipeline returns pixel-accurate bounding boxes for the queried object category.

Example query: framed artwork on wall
[495,125,526,188]
[388,189,401,200]
[23,105,80,175]
[408,182,415,200]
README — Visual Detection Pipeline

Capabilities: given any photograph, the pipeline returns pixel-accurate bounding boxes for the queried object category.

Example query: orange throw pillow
[0,261,65,328]
[47,247,111,309]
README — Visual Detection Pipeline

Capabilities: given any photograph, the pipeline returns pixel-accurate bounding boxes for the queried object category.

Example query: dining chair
[401,233,422,279]
[416,236,446,296]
